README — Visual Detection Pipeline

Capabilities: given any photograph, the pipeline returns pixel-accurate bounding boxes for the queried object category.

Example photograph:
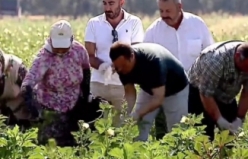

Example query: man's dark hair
[109,42,133,61]
[237,43,248,59]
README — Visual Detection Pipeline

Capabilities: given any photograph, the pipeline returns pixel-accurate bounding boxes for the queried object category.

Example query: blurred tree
[14,0,248,17]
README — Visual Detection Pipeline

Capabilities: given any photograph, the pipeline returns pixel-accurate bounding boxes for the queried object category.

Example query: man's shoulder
[202,41,242,54]
[124,12,143,27]
[183,12,206,25]
[132,43,173,61]
[126,12,142,21]
[145,18,163,30]
[133,43,171,53]
[87,13,105,24]
[198,42,229,65]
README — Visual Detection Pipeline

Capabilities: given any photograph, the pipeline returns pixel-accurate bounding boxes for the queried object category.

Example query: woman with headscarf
[0,48,34,128]
[20,20,101,147]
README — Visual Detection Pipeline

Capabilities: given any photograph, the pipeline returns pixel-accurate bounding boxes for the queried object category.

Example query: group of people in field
[0,0,248,147]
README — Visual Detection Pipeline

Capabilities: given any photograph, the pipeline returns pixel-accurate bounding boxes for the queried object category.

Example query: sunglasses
[112,29,118,43]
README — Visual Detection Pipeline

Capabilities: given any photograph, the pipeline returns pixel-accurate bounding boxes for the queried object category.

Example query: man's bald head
[234,42,248,73]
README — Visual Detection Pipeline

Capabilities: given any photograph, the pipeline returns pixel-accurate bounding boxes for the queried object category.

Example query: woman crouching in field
[20,20,103,147]
[0,48,36,128]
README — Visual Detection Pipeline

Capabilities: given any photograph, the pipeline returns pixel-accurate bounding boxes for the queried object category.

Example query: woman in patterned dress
[20,20,101,147]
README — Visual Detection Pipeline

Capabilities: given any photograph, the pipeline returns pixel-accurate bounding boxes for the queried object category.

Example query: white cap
[50,20,73,48]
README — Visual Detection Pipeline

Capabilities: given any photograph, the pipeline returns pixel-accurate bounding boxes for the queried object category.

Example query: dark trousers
[188,84,238,141]
[154,110,168,140]
[38,96,103,147]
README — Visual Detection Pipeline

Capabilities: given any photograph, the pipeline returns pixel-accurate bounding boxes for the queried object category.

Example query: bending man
[109,42,189,141]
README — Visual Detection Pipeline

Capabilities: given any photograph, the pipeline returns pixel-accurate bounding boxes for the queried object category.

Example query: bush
[0,104,248,159]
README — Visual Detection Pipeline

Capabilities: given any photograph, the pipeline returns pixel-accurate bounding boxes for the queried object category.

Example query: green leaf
[0,137,7,147]
[89,141,106,154]
[108,148,123,158]
[123,143,135,159]
[94,119,107,134]
[22,140,36,147]
[194,142,202,154]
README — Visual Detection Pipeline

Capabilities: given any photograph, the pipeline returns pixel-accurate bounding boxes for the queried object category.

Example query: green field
[0,14,248,158]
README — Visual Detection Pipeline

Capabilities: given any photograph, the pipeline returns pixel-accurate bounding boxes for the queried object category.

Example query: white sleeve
[84,20,96,43]
[131,18,144,43]
[143,25,154,43]
[200,19,215,49]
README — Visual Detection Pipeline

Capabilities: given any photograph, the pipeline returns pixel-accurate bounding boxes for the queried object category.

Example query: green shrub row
[0,104,248,159]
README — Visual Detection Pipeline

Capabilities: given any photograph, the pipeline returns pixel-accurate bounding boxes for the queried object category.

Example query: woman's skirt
[36,96,104,147]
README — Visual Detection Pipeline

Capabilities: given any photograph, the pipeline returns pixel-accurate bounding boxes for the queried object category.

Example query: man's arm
[199,17,215,49]
[137,60,166,117]
[197,57,224,121]
[143,24,154,43]
[124,84,137,114]
[138,86,165,117]
[85,42,103,69]
[84,20,104,69]
[199,95,221,121]
[237,82,248,120]
[131,18,144,45]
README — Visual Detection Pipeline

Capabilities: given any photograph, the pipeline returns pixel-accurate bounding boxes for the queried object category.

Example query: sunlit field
[1,13,248,67]
[0,13,248,158]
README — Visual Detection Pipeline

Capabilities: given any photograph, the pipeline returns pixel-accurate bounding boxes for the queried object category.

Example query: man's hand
[129,111,140,121]
[139,86,165,118]
[217,116,233,131]
[99,62,111,72]
[230,117,243,133]
[85,42,104,69]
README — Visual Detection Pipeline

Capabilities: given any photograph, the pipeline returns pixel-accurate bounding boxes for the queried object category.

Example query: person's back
[110,42,189,141]
[127,43,188,96]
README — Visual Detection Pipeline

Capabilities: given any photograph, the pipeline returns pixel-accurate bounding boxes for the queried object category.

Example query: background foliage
[18,0,248,18]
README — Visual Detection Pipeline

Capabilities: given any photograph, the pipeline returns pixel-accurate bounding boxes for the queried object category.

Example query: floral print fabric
[21,40,90,113]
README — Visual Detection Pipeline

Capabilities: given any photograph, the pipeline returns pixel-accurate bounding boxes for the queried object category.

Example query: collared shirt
[21,40,90,112]
[84,9,144,85]
[144,12,214,71]
[188,41,248,104]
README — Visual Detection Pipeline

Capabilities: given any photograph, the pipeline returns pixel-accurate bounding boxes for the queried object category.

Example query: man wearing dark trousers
[188,40,248,141]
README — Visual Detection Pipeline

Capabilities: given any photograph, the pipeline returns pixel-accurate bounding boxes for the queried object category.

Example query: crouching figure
[20,20,105,147]
[0,48,35,128]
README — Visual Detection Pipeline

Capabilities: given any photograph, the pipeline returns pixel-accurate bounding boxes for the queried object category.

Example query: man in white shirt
[144,0,214,71]
[84,0,144,127]
[144,0,214,139]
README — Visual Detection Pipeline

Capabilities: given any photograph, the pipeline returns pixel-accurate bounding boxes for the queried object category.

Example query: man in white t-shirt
[143,0,214,139]
[84,0,144,127]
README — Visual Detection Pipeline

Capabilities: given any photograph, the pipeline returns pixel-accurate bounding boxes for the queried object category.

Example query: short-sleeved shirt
[84,9,144,85]
[119,43,188,97]
[21,40,90,112]
[188,40,248,104]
